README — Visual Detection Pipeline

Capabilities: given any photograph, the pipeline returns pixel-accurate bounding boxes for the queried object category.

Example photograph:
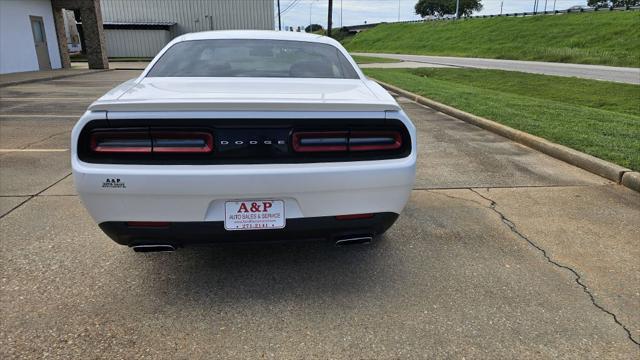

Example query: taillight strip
[349,131,402,151]
[291,130,402,153]
[292,131,348,152]
[151,131,213,153]
[90,132,152,153]
[90,130,214,154]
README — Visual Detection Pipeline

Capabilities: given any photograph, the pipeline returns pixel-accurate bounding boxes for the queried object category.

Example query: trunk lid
[88,77,400,112]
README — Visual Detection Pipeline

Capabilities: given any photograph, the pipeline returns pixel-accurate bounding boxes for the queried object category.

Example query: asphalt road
[1,70,639,359]
[352,52,640,84]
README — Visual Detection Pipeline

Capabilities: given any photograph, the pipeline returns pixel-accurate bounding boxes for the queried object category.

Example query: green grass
[363,68,640,170]
[346,12,640,67]
[352,55,401,64]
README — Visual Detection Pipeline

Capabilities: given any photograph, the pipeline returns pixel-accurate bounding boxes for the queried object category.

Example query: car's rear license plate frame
[224,200,285,231]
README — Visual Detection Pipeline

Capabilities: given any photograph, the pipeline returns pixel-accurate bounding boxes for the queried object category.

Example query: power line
[281,0,302,15]
[281,1,295,15]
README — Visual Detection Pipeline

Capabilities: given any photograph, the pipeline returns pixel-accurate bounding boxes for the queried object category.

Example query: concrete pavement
[71,61,149,70]
[0,68,111,87]
[353,52,640,84]
[359,61,453,69]
[1,71,638,358]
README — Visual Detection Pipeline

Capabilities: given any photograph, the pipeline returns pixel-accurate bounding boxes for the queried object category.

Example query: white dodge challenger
[71,31,417,252]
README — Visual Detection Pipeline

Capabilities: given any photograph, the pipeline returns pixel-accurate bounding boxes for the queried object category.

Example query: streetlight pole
[327,0,333,37]
[398,0,401,22]
[309,1,313,32]
[277,0,281,31]
[455,0,460,19]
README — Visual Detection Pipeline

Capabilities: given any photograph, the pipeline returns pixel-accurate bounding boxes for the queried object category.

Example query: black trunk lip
[98,213,399,247]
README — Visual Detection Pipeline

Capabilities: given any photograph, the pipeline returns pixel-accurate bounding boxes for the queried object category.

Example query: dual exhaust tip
[132,244,176,253]
[130,235,373,252]
[334,235,373,246]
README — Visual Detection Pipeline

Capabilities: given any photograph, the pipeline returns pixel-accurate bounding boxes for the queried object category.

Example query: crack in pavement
[468,188,640,346]
[0,130,69,158]
[424,189,487,207]
[20,130,69,149]
[0,173,71,220]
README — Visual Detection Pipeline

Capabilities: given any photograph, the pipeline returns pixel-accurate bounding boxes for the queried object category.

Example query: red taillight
[90,132,152,153]
[151,131,213,153]
[127,221,170,228]
[292,130,402,153]
[349,131,402,151]
[292,131,348,152]
[336,213,375,220]
[91,130,213,154]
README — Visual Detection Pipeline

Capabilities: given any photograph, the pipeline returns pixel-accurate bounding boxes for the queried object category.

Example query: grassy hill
[364,68,640,170]
[344,11,640,67]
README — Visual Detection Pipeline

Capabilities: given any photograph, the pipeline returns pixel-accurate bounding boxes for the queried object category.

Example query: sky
[276,0,589,30]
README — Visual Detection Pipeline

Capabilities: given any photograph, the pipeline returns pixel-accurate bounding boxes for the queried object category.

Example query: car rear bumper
[73,155,416,224]
[99,212,399,247]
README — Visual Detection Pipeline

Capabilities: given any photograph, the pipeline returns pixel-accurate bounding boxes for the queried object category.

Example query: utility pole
[500,1,503,15]
[327,0,333,37]
[309,1,313,32]
[398,0,401,22]
[340,0,343,27]
[277,0,281,31]
[455,0,460,19]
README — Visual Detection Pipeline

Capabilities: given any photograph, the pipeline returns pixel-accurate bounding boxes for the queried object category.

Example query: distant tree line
[587,0,640,7]
[415,0,482,18]
[305,24,324,33]
[414,0,639,18]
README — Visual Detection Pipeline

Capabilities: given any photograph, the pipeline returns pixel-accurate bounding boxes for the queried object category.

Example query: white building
[0,0,63,74]
[0,0,275,74]
[100,0,275,58]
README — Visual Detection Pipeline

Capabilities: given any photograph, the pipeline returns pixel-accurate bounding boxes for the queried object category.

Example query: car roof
[178,30,332,44]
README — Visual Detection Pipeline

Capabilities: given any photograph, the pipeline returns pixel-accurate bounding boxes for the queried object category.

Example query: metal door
[30,16,51,70]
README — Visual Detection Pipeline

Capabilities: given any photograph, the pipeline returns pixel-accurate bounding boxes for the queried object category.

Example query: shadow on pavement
[138,236,404,306]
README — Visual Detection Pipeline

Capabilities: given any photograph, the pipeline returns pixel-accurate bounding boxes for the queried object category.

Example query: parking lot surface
[1,70,638,359]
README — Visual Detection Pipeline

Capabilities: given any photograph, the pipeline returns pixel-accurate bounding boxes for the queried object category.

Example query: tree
[305,24,324,33]
[415,0,483,18]
[587,0,639,7]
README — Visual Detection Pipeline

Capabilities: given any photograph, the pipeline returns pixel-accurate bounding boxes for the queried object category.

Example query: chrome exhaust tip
[131,244,176,253]
[335,236,373,246]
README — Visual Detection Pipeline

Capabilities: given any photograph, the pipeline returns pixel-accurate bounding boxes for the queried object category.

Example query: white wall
[101,0,274,35]
[105,29,169,57]
[0,0,62,74]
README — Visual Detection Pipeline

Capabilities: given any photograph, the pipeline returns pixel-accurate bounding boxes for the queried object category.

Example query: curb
[0,69,112,88]
[621,172,640,192]
[374,80,637,192]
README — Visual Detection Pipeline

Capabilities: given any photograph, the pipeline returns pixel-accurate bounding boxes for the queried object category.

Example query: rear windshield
[146,39,360,79]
